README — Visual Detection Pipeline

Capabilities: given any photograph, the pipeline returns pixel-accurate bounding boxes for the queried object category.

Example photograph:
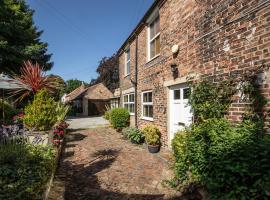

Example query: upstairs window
[148,15,160,60]
[125,48,130,76]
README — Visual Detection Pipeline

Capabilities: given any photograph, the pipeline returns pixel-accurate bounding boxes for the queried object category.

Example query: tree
[62,79,88,95]
[0,0,53,75]
[93,54,119,92]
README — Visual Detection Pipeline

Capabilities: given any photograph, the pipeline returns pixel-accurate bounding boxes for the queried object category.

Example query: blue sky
[26,0,154,82]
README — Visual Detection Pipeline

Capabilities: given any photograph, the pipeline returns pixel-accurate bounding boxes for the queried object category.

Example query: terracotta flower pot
[147,144,160,153]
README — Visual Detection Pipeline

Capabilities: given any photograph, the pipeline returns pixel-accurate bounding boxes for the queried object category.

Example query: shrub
[123,127,144,144]
[0,100,19,125]
[23,89,57,131]
[172,118,270,199]
[141,125,161,146]
[0,143,56,199]
[189,81,234,121]
[110,108,129,130]
[55,101,70,123]
[104,110,111,121]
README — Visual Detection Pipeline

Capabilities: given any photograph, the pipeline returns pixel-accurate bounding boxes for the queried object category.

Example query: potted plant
[141,125,161,153]
[124,127,144,144]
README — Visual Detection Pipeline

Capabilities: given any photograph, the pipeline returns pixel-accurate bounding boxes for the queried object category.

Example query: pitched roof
[64,84,87,102]
[84,83,113,100]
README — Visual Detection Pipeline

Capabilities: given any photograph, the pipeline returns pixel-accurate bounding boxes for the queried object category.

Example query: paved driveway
[66,116,109,129]
[48,128,180,200]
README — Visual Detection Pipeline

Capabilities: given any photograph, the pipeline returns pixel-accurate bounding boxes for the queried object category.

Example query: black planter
[131,139,138,144]
[147,144,160,153]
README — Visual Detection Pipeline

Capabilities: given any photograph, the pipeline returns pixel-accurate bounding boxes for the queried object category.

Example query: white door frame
[167,83,192,147]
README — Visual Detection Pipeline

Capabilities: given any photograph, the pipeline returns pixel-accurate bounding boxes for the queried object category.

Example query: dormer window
[125,48,130,76]
[148,14,160,61]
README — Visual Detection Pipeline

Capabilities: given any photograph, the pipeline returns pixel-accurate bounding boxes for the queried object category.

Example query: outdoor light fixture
[171,64,177,73]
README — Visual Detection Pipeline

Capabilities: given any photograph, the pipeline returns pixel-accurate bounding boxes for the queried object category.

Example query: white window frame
[125,48,131,76]
[141,90,153,121]
[123,93,135,115]
[147,9,160,61]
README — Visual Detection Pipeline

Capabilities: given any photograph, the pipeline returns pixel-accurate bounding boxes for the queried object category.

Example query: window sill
[141,117,154,122]
[147,54,160,64]
[130,113,135,116]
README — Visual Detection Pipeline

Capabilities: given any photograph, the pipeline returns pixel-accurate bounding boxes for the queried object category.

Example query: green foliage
[0,99,18,124]
[104,110,111,121]
[23,89,57,131]
[61,79,88,96]
[110,108,130,130]
[55,102,70,123]
[122,127,144,144]
[0,0,52,75]
[172,118,270,199]
[141,125,161,146]
[0,143,56,200]
[189,81,234,121]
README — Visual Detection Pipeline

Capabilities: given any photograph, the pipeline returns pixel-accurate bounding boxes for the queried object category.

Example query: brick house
[117,0,270,147]
[64,83,115,116]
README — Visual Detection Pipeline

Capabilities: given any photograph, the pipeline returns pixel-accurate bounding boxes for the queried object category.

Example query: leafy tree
[61,79,88,95]
[92,54,119,92]
[0,0,53,75]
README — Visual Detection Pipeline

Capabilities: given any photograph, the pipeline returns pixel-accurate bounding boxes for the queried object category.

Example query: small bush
[0,143,56,199]
[110,108,129,130]
[141,125,161,146]
[23,89,57,131]
[172,118,270,199]
[0,100,19,125]
[104,110,111,121]
[55,102,70,123]
[123,127,144,144]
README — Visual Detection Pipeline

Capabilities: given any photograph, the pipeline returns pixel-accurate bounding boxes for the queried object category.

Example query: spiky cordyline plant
[13,61,60,101]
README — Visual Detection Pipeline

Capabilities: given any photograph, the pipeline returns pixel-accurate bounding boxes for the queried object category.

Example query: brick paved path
[48,128,181,200]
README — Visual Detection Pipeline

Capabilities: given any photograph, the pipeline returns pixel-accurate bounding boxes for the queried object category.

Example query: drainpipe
[134,35,138,128]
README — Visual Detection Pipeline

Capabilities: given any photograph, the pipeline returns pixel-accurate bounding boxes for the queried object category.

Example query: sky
[26,0,154,82]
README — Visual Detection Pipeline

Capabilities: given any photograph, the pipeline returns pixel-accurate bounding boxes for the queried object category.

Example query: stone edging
[42,140,64,200]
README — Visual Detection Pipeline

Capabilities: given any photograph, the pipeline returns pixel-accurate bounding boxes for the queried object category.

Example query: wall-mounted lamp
[171,64,177,73]
[171,64,178,79]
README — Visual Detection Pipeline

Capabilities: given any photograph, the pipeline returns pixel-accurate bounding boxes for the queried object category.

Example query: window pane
[149,105,153,118]
[155,35,160,55]
[174,90,180,100]
[126,49,130,60]
[143,93,148,102]
[183,88,190,99]
[126,61,130,74]
[148,92,152,102]
[124,104,128,110]
[150,22,155,40]
[130,93,135,102]
[130,104,135,113]
[150,41,155,59]
[143,105,147,117]
[124,95,128,102]
[155,17,160,34]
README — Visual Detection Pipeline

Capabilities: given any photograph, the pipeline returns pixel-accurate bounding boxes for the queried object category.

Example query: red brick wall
[119,0,270,146]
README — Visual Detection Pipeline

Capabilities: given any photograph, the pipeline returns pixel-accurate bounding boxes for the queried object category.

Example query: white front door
[169,84,193,143]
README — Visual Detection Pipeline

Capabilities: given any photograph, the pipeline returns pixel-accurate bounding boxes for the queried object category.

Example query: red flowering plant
[52,121,69,146]
[13,113,24,125]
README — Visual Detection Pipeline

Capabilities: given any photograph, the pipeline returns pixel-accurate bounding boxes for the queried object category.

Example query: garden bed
[0,143,57,200]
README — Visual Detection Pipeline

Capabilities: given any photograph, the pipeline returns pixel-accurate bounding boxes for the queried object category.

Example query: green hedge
[110,108,129,130]
[172,118,270,199]
[0,144,56,200]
